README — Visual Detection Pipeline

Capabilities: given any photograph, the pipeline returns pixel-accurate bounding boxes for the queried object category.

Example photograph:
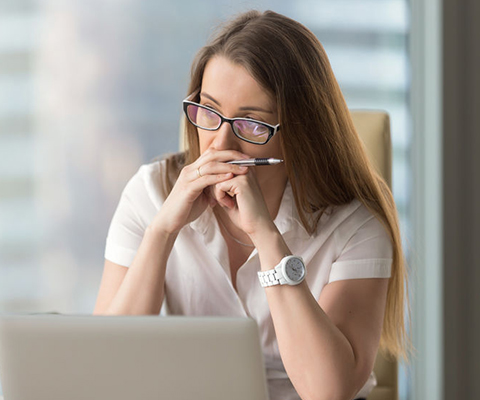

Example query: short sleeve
[104,163,162,267]
[328,214,393,283]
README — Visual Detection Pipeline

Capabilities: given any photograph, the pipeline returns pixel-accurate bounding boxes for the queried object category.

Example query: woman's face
[198,55,285,186]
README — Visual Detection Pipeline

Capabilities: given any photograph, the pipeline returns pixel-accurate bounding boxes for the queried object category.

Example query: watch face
[285,257,305,282]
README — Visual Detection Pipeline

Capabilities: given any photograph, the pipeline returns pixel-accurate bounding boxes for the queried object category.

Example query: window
[0,1,412,397]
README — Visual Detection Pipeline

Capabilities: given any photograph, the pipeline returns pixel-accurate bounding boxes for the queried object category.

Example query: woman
[94,10,409,400]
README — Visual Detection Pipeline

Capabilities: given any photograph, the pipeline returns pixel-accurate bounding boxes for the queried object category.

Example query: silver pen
[227,158,284,166]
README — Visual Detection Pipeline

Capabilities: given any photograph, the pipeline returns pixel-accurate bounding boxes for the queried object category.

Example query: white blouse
[104,160,393,400]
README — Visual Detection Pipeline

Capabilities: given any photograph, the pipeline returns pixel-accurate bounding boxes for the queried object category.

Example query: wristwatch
[257,255,306,287]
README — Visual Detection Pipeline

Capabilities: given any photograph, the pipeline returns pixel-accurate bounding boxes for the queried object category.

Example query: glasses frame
[182,98,280,145]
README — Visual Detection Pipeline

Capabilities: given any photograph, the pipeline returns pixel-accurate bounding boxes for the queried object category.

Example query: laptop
[0,314,269,400]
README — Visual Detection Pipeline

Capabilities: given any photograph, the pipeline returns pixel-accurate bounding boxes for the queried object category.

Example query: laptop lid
[0,314,269,400]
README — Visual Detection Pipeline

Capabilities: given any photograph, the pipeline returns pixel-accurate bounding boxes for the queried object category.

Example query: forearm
[267,283,359,400]
[253,226,359,400]
[104,226,177,316]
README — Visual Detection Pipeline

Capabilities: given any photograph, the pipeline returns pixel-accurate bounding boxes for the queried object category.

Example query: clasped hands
[153,149,275,238]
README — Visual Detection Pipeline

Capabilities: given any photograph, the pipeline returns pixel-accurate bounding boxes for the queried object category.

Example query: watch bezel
[281,256,306,285]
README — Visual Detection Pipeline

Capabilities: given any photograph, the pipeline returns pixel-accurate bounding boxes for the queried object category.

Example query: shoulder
[330,199,393,260]
[325,199,388,238]
[122,156,174,210]
[128,152,186,206]
[310,199,391,257]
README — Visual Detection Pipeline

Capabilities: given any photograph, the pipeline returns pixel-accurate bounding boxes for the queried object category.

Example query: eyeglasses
[182,98,280,145]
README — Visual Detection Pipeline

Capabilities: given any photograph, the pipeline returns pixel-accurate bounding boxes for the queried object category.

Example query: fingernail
[238,166,248,171]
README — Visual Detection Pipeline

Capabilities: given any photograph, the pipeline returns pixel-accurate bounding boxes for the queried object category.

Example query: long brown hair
[165,10,410,360]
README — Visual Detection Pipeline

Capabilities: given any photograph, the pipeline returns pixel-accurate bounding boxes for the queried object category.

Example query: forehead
[201,56,275,110]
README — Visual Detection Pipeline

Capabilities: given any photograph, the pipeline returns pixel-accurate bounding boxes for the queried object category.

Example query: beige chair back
[351,110,398,400]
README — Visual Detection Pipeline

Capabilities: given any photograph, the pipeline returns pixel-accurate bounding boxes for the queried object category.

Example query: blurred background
[0,0,411,314]
[1,0,479,399]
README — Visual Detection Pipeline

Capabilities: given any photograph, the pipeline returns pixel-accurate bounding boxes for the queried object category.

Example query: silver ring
[196,167,203,178]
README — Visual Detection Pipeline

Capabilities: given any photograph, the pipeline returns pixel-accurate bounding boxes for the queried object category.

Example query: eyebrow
[200,92,274,114]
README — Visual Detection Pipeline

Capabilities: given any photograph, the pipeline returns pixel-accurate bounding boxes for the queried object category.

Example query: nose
[211,121,240,150]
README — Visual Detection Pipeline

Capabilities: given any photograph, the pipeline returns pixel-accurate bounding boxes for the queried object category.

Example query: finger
[187,171,235,195]
[213,176,243,207]
[213,185,236,209]
[195,161,248,178]
[221,196,236,209]
[196,149,251,165]
[214,176,247,195]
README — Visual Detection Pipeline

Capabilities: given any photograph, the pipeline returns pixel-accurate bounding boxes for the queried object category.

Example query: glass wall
[0,0,411,397]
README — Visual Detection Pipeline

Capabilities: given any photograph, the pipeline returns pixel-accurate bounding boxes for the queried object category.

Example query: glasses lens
[187,104,221,130]
[233,120,271,143]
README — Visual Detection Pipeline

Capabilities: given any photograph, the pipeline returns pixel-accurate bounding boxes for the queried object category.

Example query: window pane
[0,1,412,397]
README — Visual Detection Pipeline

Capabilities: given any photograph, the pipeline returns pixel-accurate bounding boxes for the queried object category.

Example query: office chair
[350,110,398,400]
[179,110,399,400]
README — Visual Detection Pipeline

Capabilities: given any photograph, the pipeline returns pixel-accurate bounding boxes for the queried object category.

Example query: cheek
[254,136,283,158]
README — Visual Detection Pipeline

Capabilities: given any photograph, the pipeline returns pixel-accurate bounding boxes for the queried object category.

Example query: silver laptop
[0,314,269,400]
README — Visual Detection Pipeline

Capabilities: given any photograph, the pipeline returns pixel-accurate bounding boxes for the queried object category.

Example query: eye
[252,124,269,135]
[196,107,220,128]
[203,108,217,119]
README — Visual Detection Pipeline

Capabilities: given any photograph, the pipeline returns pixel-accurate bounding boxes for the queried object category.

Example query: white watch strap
[257,269,282,287]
